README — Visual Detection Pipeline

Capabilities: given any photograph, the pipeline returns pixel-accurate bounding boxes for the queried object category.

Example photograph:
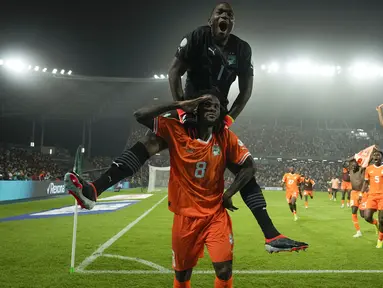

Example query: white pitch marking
[78,269,383,275]
[102,254,171,272]
[76,195,168,271]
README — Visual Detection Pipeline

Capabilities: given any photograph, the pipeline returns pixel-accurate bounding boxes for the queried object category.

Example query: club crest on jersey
[212,144,221,156]
[227,54,237,66]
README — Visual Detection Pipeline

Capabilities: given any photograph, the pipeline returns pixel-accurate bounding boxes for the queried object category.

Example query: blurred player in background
[302,176,315,209]
[327,178,333,200]
[377,104,383,127]
[341,165,352,208]
[282,167,301,221]
[330,176,340,201]
[362,149,383,248]
[65,2,308,254]
[134,92,257,288]
[348,159,368,238]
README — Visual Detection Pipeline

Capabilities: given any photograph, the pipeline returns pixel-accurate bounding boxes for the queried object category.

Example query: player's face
[372,151,382,165]
[199,95,221,125]
[209,3,235,41]
[350,161,358,172]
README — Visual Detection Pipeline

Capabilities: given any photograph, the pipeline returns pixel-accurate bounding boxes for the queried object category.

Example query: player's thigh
[138,131,168,156]
[350,191,359,207]
[172,214,205,271]
[204,209,234,264]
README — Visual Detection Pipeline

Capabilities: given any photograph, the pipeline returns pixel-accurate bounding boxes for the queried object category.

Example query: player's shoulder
[189,25,210,37]
[229,34,251,51]
[158,115,182,127]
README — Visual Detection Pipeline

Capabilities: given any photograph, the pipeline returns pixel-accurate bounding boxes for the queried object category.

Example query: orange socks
[341,200,344,205]
[351,214,360,231]
[215,277,233,288]
[379,232,383,241]
[372,219,378,225]
[174,278,191,288]
[304,201,308,208]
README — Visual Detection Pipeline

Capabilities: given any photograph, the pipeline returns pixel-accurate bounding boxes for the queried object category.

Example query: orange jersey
[364,165,383,194]
[282,173,301,193]
[153,116,251,217]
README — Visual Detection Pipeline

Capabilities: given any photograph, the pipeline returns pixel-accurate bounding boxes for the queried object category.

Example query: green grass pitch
[1,190,382,288]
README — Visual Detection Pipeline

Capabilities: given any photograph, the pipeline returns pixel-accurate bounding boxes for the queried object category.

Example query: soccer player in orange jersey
[302,176,315,209]
[341,166,352,208]
[134,91,285,288]
[362,150,383,248]
[282,167,302,221]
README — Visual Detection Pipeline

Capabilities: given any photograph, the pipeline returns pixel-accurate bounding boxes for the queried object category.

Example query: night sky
[1,0,383,156]
[1,0,383,77]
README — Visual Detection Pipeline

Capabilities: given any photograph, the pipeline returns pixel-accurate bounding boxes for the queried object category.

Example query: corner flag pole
[70,145,83,273]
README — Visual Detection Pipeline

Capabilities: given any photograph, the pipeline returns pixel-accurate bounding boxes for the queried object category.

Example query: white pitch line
[76,195,168,271]
[78,269,383,275]
[102,254,171,272]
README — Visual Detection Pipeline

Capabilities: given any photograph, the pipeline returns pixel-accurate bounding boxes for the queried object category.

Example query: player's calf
[174,269,193,285]
[213,261,233,288]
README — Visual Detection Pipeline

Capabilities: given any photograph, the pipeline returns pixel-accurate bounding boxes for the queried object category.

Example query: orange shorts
[303,190,313,197]
[359,193,368,210]
[350,190,362,207]
[366,193,383,211]
[286,191,299,203]
[171,208,233,271]
[341,182,352,190]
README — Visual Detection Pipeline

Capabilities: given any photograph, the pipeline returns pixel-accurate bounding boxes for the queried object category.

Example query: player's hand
[222,193,238,212]
[376,104,383,111]
[178,96,212,113]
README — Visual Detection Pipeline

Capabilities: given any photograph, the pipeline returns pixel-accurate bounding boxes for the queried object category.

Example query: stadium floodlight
[254,157,259,160]
[261,64,266,70]
[49,149,53,155]
[154,74,159,79]
[52,68,57,74]
[34,66,39,71]
[166,74,169,78]
[350,62,382,79]
[28,65,32,70]
[268,62,280,73]
[42,68,47,72]
[292,158,297,161]
[0,59,3,65]
[68,70,72,75]
[60,69,65,75]
[5,59,26,73]
[323,160,327,162]
[160,74,166,79]
[81,147,85,153]
[155,153,161,156]
[338,160,343,163]
[30,142,35,147]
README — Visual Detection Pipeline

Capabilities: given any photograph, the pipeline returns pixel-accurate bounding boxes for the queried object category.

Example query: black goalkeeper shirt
[175,25,253,109]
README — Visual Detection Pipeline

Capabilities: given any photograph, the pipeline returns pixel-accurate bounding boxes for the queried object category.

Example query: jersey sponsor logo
[238,139,244,147]
[46,183,65,195]
[0,201,139,222]
[212,144,221,156]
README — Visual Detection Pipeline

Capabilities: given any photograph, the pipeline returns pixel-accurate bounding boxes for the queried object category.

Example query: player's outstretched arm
[223,157,256,211]
[168,57,188,101]
[377,104,383,127]
[361,180,369,193]
[134,96,211,130]
[228,44,254,120]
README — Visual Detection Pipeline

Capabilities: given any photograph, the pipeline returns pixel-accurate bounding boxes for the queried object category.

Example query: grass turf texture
[1,189,382,288]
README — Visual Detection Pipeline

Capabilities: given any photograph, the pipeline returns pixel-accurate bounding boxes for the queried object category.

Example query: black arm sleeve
[174,28,203,67]
[238,42,254,77]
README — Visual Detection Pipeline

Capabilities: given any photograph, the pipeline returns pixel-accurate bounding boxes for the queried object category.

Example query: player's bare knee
[175,269,193,282]
[212,261,232,281]
[364,213,373,223]
[138,132,167,156]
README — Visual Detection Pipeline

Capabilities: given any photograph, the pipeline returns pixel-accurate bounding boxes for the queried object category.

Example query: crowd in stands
[0,147,64,181]
[2,122,382,191]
